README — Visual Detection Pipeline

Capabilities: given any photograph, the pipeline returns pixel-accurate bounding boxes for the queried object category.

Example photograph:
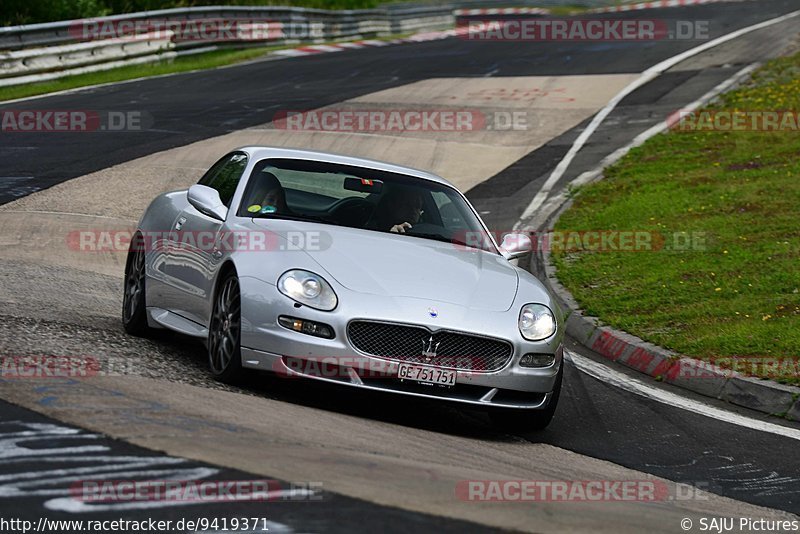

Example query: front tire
[122,233,151,336]
[489,364,563,432]
[208,270,244,384]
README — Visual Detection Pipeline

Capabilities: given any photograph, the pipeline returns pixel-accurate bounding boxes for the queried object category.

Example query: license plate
[397,363,456,386]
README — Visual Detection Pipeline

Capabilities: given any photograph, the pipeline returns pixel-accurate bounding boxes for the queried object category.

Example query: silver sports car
[123,147,565,430]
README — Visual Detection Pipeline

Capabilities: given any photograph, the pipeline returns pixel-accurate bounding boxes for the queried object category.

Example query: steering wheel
[331,197,373,227]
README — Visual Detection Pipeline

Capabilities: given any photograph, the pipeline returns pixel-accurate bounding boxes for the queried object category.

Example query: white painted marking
[302,45,345,53]
[0,421,227,512]
[0,421,81,435]
[566,350,800,442]
[268,49,312,57]
[0,457,185,482]
[5,467,218,497]
[518,62,759,231]
[0,432,106,458]
[45,489,317,512]
[335,42,366,49]
[514,8,800,228]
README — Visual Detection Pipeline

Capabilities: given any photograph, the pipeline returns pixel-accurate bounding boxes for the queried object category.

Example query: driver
[386,188,424,233]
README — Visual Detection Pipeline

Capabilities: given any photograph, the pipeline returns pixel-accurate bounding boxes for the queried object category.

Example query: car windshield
[237,158,498,253]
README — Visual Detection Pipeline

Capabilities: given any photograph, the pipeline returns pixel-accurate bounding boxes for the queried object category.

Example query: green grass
[551,51,800,384]
[0,46,288,102]
[545,5,592,16]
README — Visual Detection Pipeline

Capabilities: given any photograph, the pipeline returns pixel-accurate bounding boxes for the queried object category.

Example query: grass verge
[545,5,592,16]
[0,32,412,103]
[551,51,800,384]
[0,46,289,102]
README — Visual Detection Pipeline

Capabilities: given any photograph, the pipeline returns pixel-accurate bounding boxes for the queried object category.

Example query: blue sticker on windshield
[260,205,277,214]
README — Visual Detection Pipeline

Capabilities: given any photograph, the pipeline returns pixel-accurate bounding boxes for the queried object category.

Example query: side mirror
[187,185,228,222]
[500,232,533,260]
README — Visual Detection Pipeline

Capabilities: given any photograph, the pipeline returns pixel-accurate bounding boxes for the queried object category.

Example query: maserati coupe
[123,147,565,429]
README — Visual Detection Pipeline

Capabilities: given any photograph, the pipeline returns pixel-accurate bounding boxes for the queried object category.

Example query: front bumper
[239,276,563,409]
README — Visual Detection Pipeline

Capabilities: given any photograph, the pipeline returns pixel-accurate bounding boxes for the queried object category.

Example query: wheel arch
[214,260,238,287]
[209,260,240,324]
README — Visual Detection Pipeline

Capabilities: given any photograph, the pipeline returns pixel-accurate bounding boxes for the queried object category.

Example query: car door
[166,152,248,326]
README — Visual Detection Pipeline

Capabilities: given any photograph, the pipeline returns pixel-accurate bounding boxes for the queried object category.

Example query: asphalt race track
[2,0,799,206]
[1,1,800,532]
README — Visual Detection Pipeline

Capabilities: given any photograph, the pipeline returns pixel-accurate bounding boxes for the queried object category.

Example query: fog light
[278,316,335,339]
[519,353,555,368]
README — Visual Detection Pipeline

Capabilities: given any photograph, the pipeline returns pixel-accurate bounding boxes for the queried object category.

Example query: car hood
[251,219,519,312]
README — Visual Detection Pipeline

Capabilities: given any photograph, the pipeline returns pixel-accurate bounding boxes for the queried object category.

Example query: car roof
[236,146,458,190]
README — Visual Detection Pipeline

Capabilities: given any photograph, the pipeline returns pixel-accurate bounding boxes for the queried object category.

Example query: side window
[431,191,469,231]
[198,152,248,207]
[198,156,229,187]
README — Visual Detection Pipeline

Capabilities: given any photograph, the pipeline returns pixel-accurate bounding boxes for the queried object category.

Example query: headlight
[278,270,338,311]
[518,304,556,341]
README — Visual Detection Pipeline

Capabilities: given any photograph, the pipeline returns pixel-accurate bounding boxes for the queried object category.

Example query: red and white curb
[270,30,463,57]
[536,231,800,422]
[453,7,548,16]
[589,0,748,13]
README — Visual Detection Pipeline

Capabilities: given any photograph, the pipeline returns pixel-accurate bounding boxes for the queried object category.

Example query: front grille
[347,320,513,372]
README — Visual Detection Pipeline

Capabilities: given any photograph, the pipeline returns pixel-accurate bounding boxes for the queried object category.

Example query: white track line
[573,63,759,183]
[514,8,800,227]
[516,62,758,232]
[567,350,800,442]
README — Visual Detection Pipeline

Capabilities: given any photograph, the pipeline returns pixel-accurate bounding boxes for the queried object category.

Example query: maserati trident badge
[421,336,441,362]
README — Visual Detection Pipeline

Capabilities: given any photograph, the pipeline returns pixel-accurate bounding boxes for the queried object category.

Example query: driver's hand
[390,222,413,233]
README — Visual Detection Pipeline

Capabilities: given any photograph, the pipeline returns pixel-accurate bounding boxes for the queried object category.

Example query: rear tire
[122,233,152,337]
[489,364,563,432]
[208,270,244,384]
